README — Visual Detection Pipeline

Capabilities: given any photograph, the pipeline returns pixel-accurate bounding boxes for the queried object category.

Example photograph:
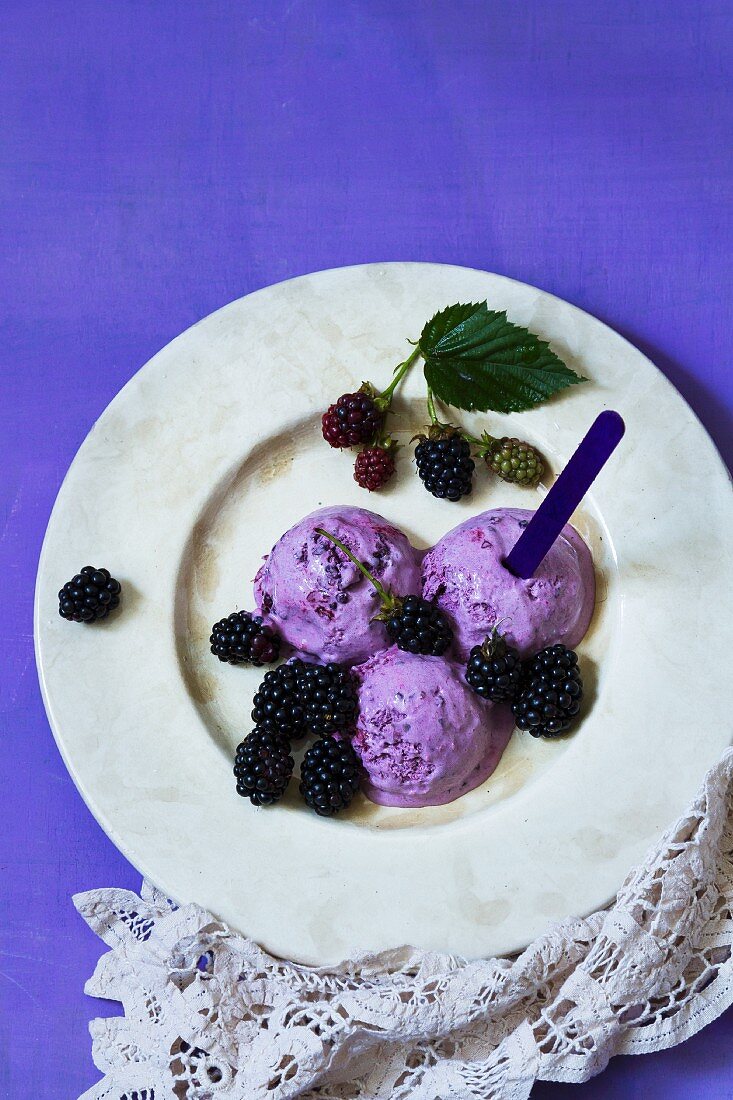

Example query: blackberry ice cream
[421,507,595,660]
[254,506,422,666]
[352,647,514,807]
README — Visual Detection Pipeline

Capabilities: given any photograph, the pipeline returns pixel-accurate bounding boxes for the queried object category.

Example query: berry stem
[315,528,397,613]
[377,344,421,408]
[425,387,476,443]
[462,429,497,454]
[426,386,439,426]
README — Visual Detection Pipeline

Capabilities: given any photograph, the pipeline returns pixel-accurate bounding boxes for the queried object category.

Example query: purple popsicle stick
[504,410,625,579]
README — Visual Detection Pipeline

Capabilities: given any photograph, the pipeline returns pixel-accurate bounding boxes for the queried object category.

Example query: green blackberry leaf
[419,302,486,355]
[419,302,586,414]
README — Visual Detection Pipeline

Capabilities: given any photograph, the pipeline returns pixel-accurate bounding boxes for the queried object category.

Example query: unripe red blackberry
[354,444,396,490]
[322,388,384,448]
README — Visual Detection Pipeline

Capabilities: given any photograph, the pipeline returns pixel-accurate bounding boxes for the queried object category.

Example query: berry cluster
[58,566,121,623]
[465,630,522,703]
[385,595,453,656]
[252,660,357,740]
[234,730,293,805]
[210,611,280,666]
[466,636,584,739]
[483,436,545,487]
[414,429,475,502]
[512,645,583,738]
[354,445,396,491]
[321,386,399,493]
[300,736,362,816]
[320,378,544,502]
[322,390,383,449]
[235,659,362,816]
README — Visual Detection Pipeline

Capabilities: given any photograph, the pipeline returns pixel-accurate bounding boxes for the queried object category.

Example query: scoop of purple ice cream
[352,647,514,807]
[421,507,595,661]
[254,506,423,666]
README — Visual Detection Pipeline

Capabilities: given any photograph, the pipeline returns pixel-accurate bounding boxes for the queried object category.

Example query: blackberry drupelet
[58,566,121,623]
[414,429,474,501]
[512,644,583,738]
[233,728,293,805]
[385,595,453,656]
[210,610,280,666]
[299,736,362,816]
[354,445,396,490]
[484,436,545,487]
[251,659,357,740]
[322,389,384,448]
[465,630,522,702]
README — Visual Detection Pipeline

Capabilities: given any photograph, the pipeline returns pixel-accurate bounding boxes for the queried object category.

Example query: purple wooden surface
[2,1,732,1095]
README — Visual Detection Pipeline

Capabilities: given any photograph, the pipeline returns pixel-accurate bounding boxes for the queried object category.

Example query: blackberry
[385,595,453,656]
[465,629,522,702]
[512,644,583,738]
[314,527,453,657]
[58,566,121,623]
[296,661,358,737]
[483,436,545,487]
[251,659,357,740]
[251,662,304,740]
[299,736,362,816]
[210,611,280,666]
[233,728,293,805]
[322,388,383,448]
[354,444,396,490]
[414,428,474,502]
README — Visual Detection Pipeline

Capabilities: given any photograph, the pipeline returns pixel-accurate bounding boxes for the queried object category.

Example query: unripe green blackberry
[484,437,545,487]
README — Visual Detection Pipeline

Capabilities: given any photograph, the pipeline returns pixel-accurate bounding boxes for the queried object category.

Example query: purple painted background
[2,1,732,1095]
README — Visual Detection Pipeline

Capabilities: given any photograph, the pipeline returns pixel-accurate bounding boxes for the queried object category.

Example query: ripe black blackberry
[210,611,280,666]
[314,527,453,657]
[58,566,121,623]
[233,728,293,805]
[414,428,474,501]
[296,661,358,737]
[512,644,583,738]
[465,629,522,702]
[299,736,362,816]
[385,595,452,656]
[251,662,305,740]
[322,388,384,448]
[251,659,357,740]
[354,444,396,490]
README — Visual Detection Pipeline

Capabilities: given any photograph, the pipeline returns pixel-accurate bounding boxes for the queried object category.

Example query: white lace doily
[75,748,733,1100]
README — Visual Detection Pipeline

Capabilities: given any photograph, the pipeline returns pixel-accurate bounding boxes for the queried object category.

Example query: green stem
[463,429,496,452]
[378,344,421,406]
[315,528,392,607]
[426,386,439,425]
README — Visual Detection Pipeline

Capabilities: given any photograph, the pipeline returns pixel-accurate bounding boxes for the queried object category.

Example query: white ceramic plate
[35,263,733,965]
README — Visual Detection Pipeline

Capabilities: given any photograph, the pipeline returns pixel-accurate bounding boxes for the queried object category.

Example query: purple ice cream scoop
[352,647,514,807]
[421,507,595,661]
[254,506,423,666]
